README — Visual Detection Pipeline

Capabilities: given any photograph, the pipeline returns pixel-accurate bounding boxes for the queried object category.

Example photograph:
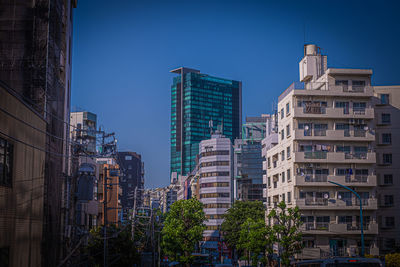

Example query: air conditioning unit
[349,119,355,124]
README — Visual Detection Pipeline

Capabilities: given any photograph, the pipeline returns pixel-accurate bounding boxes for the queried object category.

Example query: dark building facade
[170,67,242,176]
[117,152,144,220]
[0,1,76,265]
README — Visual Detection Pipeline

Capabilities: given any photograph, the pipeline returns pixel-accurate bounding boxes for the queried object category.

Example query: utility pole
[103,166,108,267]
[131,186,138,241]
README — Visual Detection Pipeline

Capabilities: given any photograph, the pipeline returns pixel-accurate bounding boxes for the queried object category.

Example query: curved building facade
[198,132,233,256]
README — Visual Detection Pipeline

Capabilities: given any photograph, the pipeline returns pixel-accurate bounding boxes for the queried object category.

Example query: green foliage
[220,200,265,256]
[161,198,206,266]
[86,224,140,267]
[238,217,269,265]
[267,201,303,267]
[386,253,400,267]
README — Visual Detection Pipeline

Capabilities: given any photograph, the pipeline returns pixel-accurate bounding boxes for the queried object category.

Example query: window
[335,80,348,86]
[286,124,291,137]
[384,195,394,207]
[382,133,392,144]
[383,154,392,165]
[286,102,290,115]
[268,177,271,187]
[380,94,390,105]
[281,150,285,161]
[385,217,395,228]
[352,80,365,86]
[281,108,284,119]
[281,129,285,140]
[287,168,291,181]
[384,174,393,185]
[0,137,13,187]
[382,113,391,124]
[282,193,285,202]
[287,191,292,203]
[282,172,285,183]
[287,146,291,159]
[125,155,132,160]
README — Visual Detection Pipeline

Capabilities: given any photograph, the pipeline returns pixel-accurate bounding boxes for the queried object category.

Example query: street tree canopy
[161,198,206,266]
[267,201,303,267]
[220,200,265,256]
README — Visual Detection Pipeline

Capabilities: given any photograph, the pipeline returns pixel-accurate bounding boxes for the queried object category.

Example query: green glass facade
[171,68,242,175]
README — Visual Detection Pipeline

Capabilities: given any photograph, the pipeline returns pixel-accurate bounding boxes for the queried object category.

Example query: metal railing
[303,106,326,114]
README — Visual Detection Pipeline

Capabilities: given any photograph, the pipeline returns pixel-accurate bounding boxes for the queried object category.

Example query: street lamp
[328,181,365,257]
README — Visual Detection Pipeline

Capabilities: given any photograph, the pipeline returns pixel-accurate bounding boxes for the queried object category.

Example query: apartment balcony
[293,151,376,164]
[293,107,374,119]
[292,85,374,98]
[329,223,378,235]
[295,198,378,210]
[294,129,375,141]
[301,223,378,235]
[295,175,377,187]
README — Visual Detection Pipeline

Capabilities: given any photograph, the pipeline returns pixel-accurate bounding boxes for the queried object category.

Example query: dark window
[383,154,392,164]
[386,217,395,228]
[384,195,394,206]
[382,133,392,144]
[281,108,284,119]
[382,113,391,124]
[0,137,13,187]
[287,191,291,203]
[380,94,390,104]
[384,174,393,185]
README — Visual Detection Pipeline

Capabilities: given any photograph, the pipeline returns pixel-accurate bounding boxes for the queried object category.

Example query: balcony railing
[346,224,370,231]
[304,151,327,159]
[314,129,327,136]
[345,175,368,183]
[303,106,326,114]
[345,152,367,160]
[305,198,328,206]
[305,175,328,182]
[354,129,367,137]
[353,107,366,115]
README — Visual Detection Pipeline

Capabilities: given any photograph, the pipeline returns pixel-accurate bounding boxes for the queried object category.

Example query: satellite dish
[338,194,342,200]
[324,193,329,199]
[363,126,369,131]
[304,125,310,131]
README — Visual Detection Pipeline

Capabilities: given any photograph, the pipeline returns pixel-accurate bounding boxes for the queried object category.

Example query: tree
[386,253,400,267]
[85,224,140,266]
[237,217,269,266]
[220,201,265,259]
[161,198,206,267]
[267,201,303,267]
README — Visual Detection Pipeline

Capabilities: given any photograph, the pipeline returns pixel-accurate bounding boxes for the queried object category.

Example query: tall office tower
[117,151,144,220]
[70,111,98,154]
[170,67,242,176]
[0,1,76,265]
[234,115,271,201]
[373,86,400,253]
[198,132,233,258]
[264,44,379,259]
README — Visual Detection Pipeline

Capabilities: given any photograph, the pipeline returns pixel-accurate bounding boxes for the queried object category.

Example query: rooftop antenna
[209,119,214,135]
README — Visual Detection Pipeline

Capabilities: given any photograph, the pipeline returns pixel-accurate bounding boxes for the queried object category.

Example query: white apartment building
[373,86,400,253]
[263,44,379,258]
[198,132,233,254]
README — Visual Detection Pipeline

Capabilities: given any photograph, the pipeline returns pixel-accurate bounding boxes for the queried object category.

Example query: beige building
[264,44,379,258]
[373,86,400,253]
[0,81,46,266]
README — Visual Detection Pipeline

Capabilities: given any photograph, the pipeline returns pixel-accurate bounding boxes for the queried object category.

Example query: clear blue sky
[71,0,400,188]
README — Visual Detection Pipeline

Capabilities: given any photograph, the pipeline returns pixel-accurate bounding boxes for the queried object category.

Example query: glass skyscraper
[170,67,242,176]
